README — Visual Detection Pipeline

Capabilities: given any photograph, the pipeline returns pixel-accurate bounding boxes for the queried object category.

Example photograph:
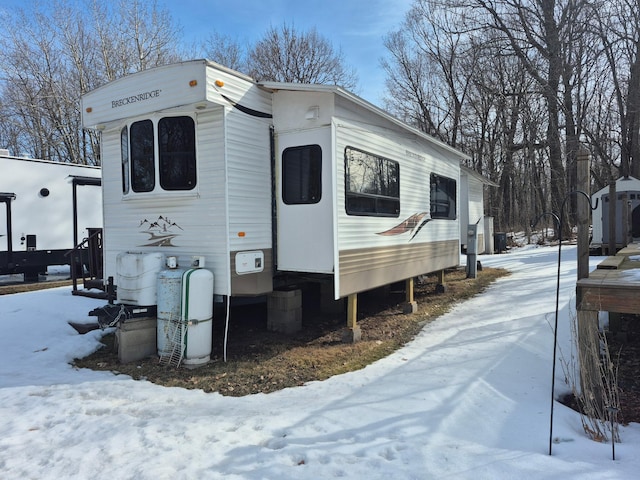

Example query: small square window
[283,145,322,204]
[430,173,456,220]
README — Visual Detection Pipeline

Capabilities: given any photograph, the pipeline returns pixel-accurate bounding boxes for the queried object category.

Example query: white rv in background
[0,153,102,280]
[81,59,467,302]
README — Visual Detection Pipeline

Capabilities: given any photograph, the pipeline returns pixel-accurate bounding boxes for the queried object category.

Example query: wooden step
[597,255,626,269]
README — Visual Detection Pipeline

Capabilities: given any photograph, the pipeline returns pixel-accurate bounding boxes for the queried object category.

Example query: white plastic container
[181,267,214,366]
[156,265,186,357]
[116,252,164,305]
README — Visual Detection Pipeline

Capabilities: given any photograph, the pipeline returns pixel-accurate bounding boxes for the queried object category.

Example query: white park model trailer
[0,153,102,281]
[81,60,465,315]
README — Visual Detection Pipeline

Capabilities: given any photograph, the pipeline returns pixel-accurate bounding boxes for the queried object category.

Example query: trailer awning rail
[0,192,17,201]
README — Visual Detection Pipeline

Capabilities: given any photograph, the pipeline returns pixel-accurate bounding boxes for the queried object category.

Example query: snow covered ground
[1,244,639,479]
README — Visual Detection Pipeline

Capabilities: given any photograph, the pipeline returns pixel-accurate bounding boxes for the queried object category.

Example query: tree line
[383,0,640,232]
[1,0,638,233]
[0,0,355,166]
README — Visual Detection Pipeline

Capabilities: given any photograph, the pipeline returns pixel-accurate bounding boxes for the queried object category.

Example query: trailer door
[276,130,333,273]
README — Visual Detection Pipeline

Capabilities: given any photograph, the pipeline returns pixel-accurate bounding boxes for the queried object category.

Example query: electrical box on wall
[235,251,264,275]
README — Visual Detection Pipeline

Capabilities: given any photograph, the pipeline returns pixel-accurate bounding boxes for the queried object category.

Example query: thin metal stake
[607,406,618,460]
[532,190,598,456]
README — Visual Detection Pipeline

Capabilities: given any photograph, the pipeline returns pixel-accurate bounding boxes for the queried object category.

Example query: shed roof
[461,165,499,187]
[592,176,640,198]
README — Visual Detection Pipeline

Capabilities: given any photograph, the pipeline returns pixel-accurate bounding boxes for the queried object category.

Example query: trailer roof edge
[259,81,470,162]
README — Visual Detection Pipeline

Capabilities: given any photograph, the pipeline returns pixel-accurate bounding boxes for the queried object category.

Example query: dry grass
[0,279,73,295]
[73,267,508,396]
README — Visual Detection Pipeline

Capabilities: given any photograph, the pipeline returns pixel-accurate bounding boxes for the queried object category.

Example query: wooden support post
[347,293,357,329]
[406,277,414,303]
[577,148,591,281]
[403,277,418,314]
[577,309,604,409]
[577,149,605,414]
[342,293,361,343]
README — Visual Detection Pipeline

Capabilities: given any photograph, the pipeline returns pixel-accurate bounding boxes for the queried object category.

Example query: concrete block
[342,326,362,343]
[116,317,157,363]
[403,301,418,314]
[268,289,302,309]
[268,289,302,334]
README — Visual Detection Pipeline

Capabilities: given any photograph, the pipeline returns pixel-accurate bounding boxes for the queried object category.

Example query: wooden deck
[577,242,640,314]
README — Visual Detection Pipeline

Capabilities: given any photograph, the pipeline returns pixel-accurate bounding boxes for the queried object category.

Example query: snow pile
[1,245,639,479]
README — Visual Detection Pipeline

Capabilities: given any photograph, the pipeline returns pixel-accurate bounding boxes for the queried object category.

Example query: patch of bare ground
[73,267,510,396]
[607,315,640,425]
[558,314,640,427]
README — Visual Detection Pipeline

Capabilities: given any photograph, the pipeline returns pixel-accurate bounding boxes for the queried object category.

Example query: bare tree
[381,30,443,139]
[382,0,481,149]
[247,24,358,90]
[472,39,546,231]
[0,5,359,165]
[119,0,182,72]
[383,0,606,234]
[591,0,640,180]
[0,6,62,160]
[201,32,247,72]
[467,0,574,235]
[0,0,183,164]
[382,0,550,231]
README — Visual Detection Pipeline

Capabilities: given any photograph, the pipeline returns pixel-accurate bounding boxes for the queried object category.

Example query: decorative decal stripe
[220,93,273,118]
[376,212,432,241]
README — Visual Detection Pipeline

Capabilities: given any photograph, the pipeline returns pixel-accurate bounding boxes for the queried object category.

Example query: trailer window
[120,127,130,194]
[345,147,399,217]
[159,116,196,190]
[282,145,322,204]
[430,173,456,220]
[130,120,155,192]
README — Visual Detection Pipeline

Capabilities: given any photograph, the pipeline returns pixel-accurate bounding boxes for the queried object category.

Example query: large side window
[158,116,197,190]
[430,173,456,220]
[345,147,399,217]
[120,126,129,194]
[282,144,322,204]
[130,119,155,192]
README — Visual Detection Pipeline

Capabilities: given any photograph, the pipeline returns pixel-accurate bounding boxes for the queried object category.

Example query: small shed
[590,175,640,253]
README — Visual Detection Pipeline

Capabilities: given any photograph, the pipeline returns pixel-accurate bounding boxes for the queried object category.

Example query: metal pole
[530,210,560,456]
[534,190,598,456]
[608,406,618,460]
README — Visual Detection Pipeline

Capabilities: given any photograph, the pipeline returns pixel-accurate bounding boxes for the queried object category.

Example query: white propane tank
[156,259,186,357]
[116,252,164,305]
[181,267,214,366]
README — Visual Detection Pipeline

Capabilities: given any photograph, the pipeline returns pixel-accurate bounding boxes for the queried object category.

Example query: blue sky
[167,0,414,104]
[0,0,413,106]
